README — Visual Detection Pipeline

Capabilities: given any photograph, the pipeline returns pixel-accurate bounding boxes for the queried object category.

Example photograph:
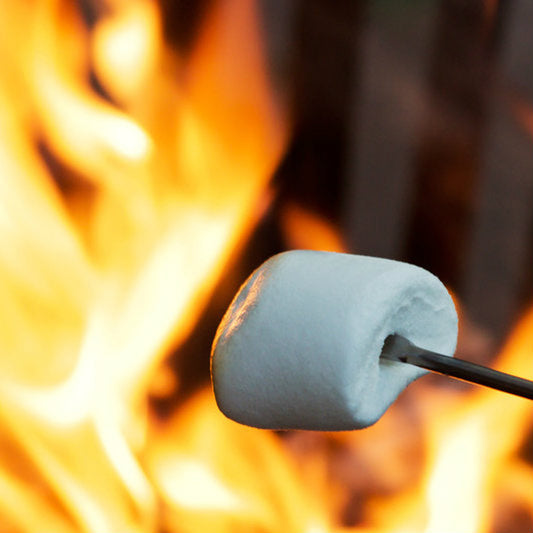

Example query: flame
[1,0,533,532]
[422,308,533,532]
[146,390,334,533]
[0,0,291,531]
[355,307,533,533]
[281,202,347,252]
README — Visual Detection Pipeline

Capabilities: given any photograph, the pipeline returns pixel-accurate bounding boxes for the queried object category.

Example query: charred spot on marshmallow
[211,250,458,431]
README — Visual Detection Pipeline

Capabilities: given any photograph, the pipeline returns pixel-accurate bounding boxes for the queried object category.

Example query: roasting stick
[381,334,533,401]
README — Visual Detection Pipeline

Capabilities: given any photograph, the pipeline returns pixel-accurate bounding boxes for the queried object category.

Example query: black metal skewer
[381,334,533,401]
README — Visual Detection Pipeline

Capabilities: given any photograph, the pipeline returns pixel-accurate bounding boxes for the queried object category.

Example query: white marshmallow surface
[211,250,458,431]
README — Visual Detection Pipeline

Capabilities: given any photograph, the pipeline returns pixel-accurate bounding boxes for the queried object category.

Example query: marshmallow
[211,251,458,431]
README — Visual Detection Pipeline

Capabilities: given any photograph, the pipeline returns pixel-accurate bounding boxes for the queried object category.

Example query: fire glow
[0,1,532,532]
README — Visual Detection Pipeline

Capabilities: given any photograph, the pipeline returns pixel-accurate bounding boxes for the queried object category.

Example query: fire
[146,390,334,533]
[422,308,533,533]
[0,0,293,531]
[353,307,533,533]
[281,202,347,253]
[0,0,532,532]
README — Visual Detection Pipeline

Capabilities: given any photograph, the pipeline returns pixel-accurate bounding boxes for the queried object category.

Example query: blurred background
[262,0,533,345]
[0,0,532,532]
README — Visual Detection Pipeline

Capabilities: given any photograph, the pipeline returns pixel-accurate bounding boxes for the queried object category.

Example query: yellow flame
[422,307,533,532]
[424,414,486,533]
[92,1,161,103]
[0,0,289,531]
[147,389,334,533]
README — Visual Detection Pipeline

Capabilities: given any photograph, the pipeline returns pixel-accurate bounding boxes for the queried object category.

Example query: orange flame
[354,307,533,533]
[281,202,347,252]
[0,0,290,531]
